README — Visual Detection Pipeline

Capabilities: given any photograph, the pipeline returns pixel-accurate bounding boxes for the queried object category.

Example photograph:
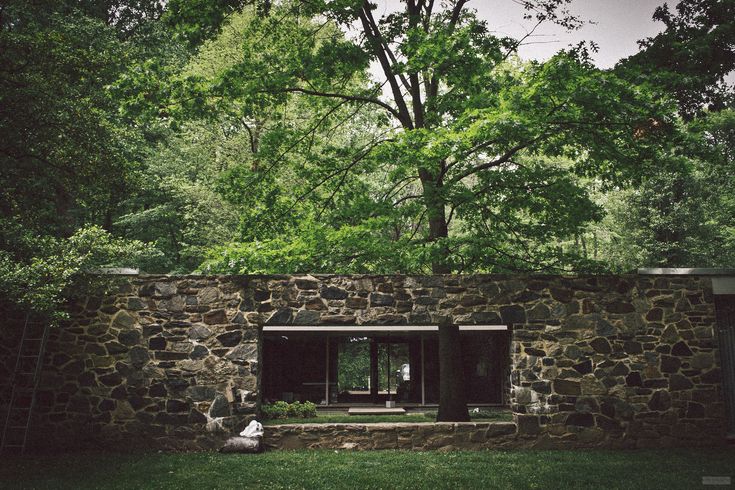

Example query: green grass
[263,409,513,425]
[2,449,734,489]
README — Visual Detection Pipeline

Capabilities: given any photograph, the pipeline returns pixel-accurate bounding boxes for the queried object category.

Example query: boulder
[220,436,262,454]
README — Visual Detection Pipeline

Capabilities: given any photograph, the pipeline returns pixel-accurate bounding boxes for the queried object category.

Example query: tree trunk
[436,318,470,422]
[419,170,451,273]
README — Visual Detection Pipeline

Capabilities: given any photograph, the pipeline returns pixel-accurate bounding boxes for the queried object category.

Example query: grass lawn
[262,409,513,425]
[2,448,734,489]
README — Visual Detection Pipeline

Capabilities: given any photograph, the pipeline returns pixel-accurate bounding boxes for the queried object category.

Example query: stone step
[347,407,406,416]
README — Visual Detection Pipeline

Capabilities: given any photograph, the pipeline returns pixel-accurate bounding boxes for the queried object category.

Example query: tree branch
[359,2,414,128]
[268,86,403,121]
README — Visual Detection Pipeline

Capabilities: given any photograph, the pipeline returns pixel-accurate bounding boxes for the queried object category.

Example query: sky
[374,0,668,68]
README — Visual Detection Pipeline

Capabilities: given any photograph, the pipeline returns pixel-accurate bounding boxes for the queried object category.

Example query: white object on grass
[239,420,263,438]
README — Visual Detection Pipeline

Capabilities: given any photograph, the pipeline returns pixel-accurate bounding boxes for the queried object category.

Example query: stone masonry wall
[1,274,728,450]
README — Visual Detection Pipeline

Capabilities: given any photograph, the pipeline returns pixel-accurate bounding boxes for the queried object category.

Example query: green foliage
[0,221,159,320]
[183,1,684,274]
[619,0,735,118]
[261,401,317,420]
[2,0,732,291]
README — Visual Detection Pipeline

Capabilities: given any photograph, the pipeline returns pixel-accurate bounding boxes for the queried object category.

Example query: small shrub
[261,401,317,420]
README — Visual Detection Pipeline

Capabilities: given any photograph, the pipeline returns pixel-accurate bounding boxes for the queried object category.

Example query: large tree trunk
[419,170,451,274]
[436,318,470,422]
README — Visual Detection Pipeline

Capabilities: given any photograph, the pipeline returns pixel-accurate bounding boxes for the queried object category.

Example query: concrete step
[348,407,406,416]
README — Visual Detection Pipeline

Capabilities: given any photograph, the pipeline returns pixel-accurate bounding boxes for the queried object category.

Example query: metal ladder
[1,314,50,454]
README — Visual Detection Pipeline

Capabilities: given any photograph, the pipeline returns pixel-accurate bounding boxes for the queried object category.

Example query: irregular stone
[516,415,540,434]
[550,288,573,303]
[209,394,230,417]
[573,359,593,375]
[595,318,616,337]
[660,355,681,373]
[149,383,167,397]
[646,308,663,321]
[217,331,243,347]
[671,341,693,356]
[166,399,189,413]
[499,305,526,325]
[118,330,140,346]
[149,337,166,350]
[105,342,128,355]
[266,308,293,325]
[113,400,136,420]
[187,385,217,402]
[661,325,679,343]
[111,310,135,329]
[606,301,635,314]
[581,375,607,395]
[188,324,212,340]
[553,379,581,395]
[625,372,643,387]
[225,343,257,363]
[564,345,582,359]
[690,352,713,370]
[321,286,348,300]
[197,287,220,304]
[190,345,209,360]
[648,390,671,411]
[470,311,502,324]
[589,337,611,354]
[294,309,321,325]
[320,315,356,325]
[565,413,594,427]
[303,297,326,310]
[460,295,485,307]
[203,309,228,325]
[700,368,721,384]
[623,341,643,354]
[369,292,394,306]
[295,278,319,290]
[159,295,185,313]
[129,346,150,368]
[345,297,368,309]
[575,397,599,413]
[148,282,176,298]
[669,373,694,391]
[527,303,550,321]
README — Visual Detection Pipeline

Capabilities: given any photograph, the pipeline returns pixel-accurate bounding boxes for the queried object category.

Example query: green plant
[261,401,317,420]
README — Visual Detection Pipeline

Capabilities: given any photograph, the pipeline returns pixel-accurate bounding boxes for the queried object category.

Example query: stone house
[1,270,734,450]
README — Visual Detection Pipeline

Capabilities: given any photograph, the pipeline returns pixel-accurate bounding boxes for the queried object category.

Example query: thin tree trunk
[370,339,379,404]
[436,318,469,422]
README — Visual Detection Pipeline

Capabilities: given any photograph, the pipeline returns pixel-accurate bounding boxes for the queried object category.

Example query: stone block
[553,379,581,395]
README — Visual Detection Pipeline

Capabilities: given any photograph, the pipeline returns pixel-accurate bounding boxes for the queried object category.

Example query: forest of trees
[1,0,733,319]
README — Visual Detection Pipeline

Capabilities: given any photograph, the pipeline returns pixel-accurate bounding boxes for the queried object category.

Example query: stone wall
[263,422,517,450]
[509,275,725,448]
[1,273,729,450]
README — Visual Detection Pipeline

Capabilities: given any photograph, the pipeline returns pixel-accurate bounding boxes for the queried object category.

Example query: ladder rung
[7,425,29,430]
[2,444,25,448]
